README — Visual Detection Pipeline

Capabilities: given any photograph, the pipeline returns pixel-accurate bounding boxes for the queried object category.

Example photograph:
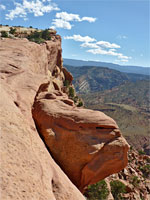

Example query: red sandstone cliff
[0,36,129,199]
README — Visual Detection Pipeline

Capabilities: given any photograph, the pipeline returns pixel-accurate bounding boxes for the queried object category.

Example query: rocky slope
[0,36,129,199]
[106,149,150,200]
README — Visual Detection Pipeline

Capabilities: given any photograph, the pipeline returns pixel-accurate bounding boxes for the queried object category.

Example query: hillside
[63,58,150,75]
[65,64,150,93]
[64,65,150,154]
[80,80,150,154]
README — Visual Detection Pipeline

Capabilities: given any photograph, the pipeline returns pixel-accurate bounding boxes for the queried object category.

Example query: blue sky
[0,0,149,67]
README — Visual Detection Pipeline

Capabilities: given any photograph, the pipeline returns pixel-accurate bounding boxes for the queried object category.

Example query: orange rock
[0,38,85,200]
[62,67,73,83]
[32,82,129,191]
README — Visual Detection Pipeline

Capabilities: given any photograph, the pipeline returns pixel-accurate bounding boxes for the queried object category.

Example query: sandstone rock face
[0,37,129,199]
[32,81,129,191]
[0,38,85,200]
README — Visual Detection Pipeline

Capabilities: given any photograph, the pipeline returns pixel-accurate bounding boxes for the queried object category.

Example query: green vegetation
[68,86,75,98]
[139,164,150,178]
[63,80,84,107]
[85,180,109,200]
[1,31,8,37]
[130,176,140,187]
[73,95,79,103]
[41,29,51,40]
[138,149,146,155]
[77,99,84,107]
[110,180,126,200]
[9,27,16,34]
[27,29,51,44]
[63,80,70,88]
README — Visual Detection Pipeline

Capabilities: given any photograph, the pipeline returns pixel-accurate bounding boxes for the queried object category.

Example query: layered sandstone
[0,36,129,199]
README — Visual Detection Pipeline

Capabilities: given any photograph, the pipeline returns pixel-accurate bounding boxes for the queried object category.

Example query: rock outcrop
[0,37,85,200]
[0,36,129,199]
[32,85,129,191]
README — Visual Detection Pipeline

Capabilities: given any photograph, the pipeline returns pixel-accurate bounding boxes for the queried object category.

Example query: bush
[77,99,83,107]
[27,29,51,44]
[28,31,42,39]
[139,164,150,178]
[130,176,140,187]
[42,29,51,40]
[28,37,45,44]
[69,87,75,98]
[110,180,126,200]
[1,31,8,37]
[73,96,79,103]
[85,180,109,200]
[64,80,70,88]
[9,27,16,35]
[138,150,146,155]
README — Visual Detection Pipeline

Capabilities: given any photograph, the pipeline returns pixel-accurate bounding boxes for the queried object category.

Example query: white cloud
[81,16,96,23]
[0,4,6,10]
[5,0,59,20]
[56,12,80,21]
[80,42,99,49]
[87,47,131,61]
[64,34,96,43]
[51,11,96,29]
[55,11,96,22]
[51,19,72,30]
[87,48,109,55]
[117,35,128,39]
[96,41,120,49]
[64,34,131,62]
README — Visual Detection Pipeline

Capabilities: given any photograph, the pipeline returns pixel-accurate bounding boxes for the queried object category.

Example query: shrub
[130,176,140,187]
[1,31,8,37]
[77,99,83,107]
[110,180,126,200]
[73,96,79,103]
[41,29,51,40]
[68,87,75,98]
[85,180,109,200]
[28,37,45,44]
[139,164,150,178]
[27,29,51,44]
[9,27,16,34]
[28,31,42,39]
[138,149,146,155]
[64,80,70,88]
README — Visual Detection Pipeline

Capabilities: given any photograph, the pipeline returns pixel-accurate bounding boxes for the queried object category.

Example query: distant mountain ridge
[63,58,150,75]
[65,64,150,93]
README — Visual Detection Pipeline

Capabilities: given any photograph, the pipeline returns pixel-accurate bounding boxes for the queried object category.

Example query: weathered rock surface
[32,81,129,191]
[0,36,129,199]
[0,38,85,200]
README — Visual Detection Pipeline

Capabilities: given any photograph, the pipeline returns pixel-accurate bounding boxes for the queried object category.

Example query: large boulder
[32,81,129,191]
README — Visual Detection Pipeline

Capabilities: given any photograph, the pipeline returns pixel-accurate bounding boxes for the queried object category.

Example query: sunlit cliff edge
[0,32,129,199]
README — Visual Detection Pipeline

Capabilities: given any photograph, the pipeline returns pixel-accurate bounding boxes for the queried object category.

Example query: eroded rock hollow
[0,34,129,199]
